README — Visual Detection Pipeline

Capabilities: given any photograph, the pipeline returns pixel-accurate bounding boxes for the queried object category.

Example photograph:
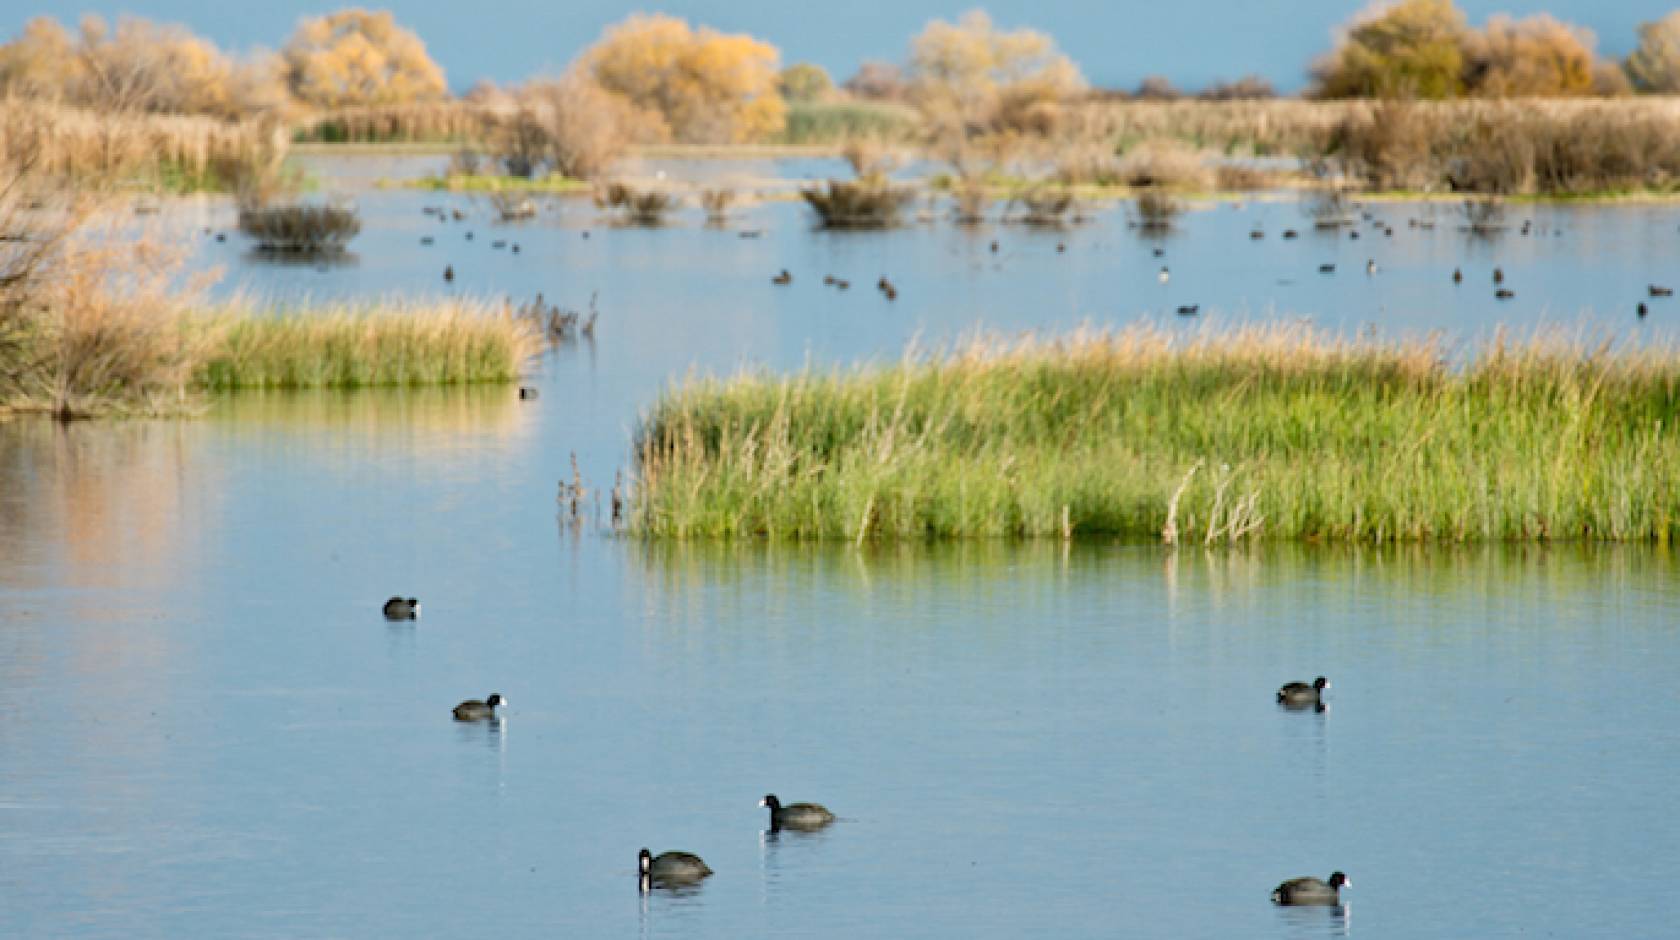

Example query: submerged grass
[631,325,1680,543]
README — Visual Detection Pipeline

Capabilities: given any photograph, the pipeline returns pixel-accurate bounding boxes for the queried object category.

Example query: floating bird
[1366,259,1377,275]
[1639,302,1649,319]
[1493,267,1504,284]
[511,244,520,254]
[1318,263,1336,274]
[420,236,434,246]
[1650,285,1674,297]
[822,275,836,286]
[760,794,836,832]
[1272,872,1350,906]
[639,849,712,890]
[451,209,465,221]
[1277,676,1328,709]
[443,265,454,282]
[1158,267,1170,284]
[1281,229,1298,239]
[772,270,792,285]
[1250,229,1264,240]
[382,597,420,620]
[465,231,473,241]
[519,387,539,400]
[215,232,226,242]
[878,276,897,301]
[1056,242,1066,253]
[835,279,851,290]
[491,240,506,249]
[1349,230,1360,240]
[738,230,762,239]
[989,240,999,253]
[1452,268,1463,283]
[1176,304,1199,316]
[582,230,590,239]
[1496,288,1515,299]
[1152,247,1166,257]
[452,693,504,721]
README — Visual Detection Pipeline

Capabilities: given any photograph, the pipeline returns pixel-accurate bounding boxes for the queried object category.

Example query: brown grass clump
[1214,164,1273,191]
[699,187,737,223]
[801,175,916,228]
[1013,185,1080,225]
[1115,138,1211,190]
[1132,188,1182,229]
[595,181,676,224]
[237,203,362,252]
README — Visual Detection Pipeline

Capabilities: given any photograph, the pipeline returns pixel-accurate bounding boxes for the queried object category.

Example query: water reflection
[1277,902,1351,937]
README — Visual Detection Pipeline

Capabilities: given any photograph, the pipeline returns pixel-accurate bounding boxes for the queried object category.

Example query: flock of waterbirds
[381,593,1345,906]
[409,195,1672,325]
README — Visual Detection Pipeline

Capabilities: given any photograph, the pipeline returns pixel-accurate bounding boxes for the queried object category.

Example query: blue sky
[0,2,1656,93]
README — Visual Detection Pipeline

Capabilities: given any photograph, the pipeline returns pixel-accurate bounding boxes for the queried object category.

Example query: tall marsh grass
[632,325,1680,542]
[197,300,542,390]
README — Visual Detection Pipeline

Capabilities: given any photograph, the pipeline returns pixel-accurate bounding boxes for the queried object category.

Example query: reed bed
[293,103,489,143]
[801,175,916,228]
[631,325,1680,542]
[0,100,287,191]
[237,204,361,252]
[196,300,542,391]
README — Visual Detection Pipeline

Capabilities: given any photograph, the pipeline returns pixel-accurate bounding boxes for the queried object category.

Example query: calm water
[4,157,1680,937]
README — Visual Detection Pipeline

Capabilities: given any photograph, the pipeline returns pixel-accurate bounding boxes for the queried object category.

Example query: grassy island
[631,326,1680,543]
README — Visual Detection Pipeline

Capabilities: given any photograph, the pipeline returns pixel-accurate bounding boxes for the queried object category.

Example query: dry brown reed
[0,99,287,191]
[237,204,362,252]
[293,103,488,143]
[594,181,676,224]
[801,175,916,228]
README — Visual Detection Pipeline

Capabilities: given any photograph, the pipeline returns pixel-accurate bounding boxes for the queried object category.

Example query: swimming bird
[1158,266,1170,284]
[1056,242,1066,253]
[420,236,434,246]
[1272,872,1349,906]
[989,240,999,253]
[1493,267,1504,284]
[491,240,506,249]
[519,387,539,400]
[1496,288,1515,299]
[639,848,712,889]
[383,597,420,620]
[1366,259,1377,275]
[1176,304,1199,316]
[1639,302,1649,319]
[214,232,226,242]
[1152,247,1166,257]
[772,269,792,285]
[452,693,504,721]
[835,279,851,290]
[1349,230,1360,240]
[878,276,897,300]
[465,231,473,241]
[1452,267,1462,283]
[1318,263,1335,274]
[822,275,836,286]
[1650,285,1674,297]
[451,209,465,221]
[1282,229,1298,239]
[1277,676,1328,708]
[443,265,454,282]
[511,244,520,254]
[760,794,835,831]
[1250,229,1264,240]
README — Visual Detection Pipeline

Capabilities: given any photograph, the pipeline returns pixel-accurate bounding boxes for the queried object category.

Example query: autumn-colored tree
[281,9,446,109]
[1463,15,1596,97]
[1313,0,1469,99]
[1626,11,1680,92]
[907,10,1084,132]
[580,14,785,144]
[0,15,284,118]
[778,63,833,103]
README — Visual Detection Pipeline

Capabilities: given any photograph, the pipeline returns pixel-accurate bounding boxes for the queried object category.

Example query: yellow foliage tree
[1463,15,1597,97]
[281,9,446,109]
[1313,0,1469,99]
[1627,11,1680,92]
[581,14,785,144]
[907,10,1084,132]
[0,15,283,118]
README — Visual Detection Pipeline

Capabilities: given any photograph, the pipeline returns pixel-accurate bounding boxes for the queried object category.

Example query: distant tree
[908,10,1084,134]
[281,9,446,109]
[580,14,785,144]
[778,63,833,103]
[1626,11,1680,92]
[1133,75,1183,100]
[1198,75,1276,100]
[843,61,907,100]
[1313,0,1469,99]
[1462,14,1596,97]
[0,14,284,118]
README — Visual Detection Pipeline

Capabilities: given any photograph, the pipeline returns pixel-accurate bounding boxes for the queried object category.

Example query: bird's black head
[1328,872,1349,888]
[486,693,504,708]
[760,794,781,811]
[1314,676,1330,690]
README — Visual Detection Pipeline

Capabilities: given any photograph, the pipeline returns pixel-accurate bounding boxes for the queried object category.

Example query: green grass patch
[195,301,542,391]
[631,325,1680,542]
[776,100,922,146]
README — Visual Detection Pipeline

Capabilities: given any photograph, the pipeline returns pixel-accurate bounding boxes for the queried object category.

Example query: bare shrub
[1055,141,1123,186]
[0,161,213,417]
[1214,164,1273,191]
[801,176,915,228]
[1330,100,1436,191]
[489,75,639,181]
[951,176,989,223]
[238,203,361,252]
[699,187,737,223]
[1460,196,1506,233]
[1132,187,1182,229]
[1014,185,1079,225]
[595,181,675,225]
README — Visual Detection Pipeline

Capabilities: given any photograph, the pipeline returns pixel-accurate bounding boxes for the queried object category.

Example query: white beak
[757,799,768,807]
